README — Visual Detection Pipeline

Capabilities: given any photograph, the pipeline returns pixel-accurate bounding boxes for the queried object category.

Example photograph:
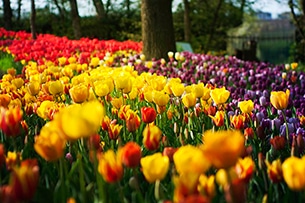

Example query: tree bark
[183,0,191,42]
[53,0,66,20]
[3,0,13,30]
[30,0,37,39]
[92,0,105,20]
[141,0,176,60]
[69,0,82,39]
[17,0,22,22]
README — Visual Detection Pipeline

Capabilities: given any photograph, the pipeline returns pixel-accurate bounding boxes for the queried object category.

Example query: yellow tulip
[182,93,197,108]
[198,174,216,199]
[152,90,170,107]
[201,86,211,101]
[238,100,254,114]
[173,145,210,174]
[282,156,305,191]
[210,86,230,105]
[171,83,185,97]
[140,153,169,183]
[202,129,245,169]
[191,83,205,98]
[270,89,290,110]
[69,83,89,103]
[34,121,66,162]
[27,81,40,96]
[55,101,105,140]
[36,100,57,120]
[48,80,64,96]
[11,78,24,89]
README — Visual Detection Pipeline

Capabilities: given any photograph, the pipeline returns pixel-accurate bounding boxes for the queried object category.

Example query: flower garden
[0,27,305,203]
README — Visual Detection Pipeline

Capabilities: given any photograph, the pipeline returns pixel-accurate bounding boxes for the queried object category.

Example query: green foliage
[0,52,23,75]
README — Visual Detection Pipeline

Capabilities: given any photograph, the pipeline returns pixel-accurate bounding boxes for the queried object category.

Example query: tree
[69,0,82,39]
[92,0,105,20]
[3,0,13,30]
[141,0,176,60]
[31,0,37,39]
[183,0,191,42]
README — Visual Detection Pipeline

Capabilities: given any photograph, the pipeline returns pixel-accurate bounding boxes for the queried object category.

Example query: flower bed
[0,28,305,203]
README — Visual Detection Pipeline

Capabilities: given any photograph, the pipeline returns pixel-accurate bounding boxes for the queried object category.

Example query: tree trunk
[53,0,66,19]
[30,0,37,39]
[3,0,13,30]
[204,0,223,52]
[69,0,82,39]
[183,0,191,42]
[92,0,105,20]
[141,0,176,60]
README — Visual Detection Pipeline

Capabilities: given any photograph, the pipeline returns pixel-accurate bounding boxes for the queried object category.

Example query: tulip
[94,81,110,97]
[282,156,305,191]
[230,114,245,129]
[55,101,105,140]
[198,174,216,199]
[171,83,185,97]
[173,172,200,203]
[141,106,157,124]
[209,110,225,127]
[0,94,11,108]
[11,78,24,89]
[0,106,23,137]
[69,83,89,103]
[270,89,290,110]
[6,151,22,170]
[182,93,197,108]
[234,157,255,183]
[265,159,283,183]
[107,123,122,140]
[152,90,170,107]
[174,145,210,175]
[98,149,123,183]
[202,129,245,169]
[210,86,230,105]
[119,142,142,168]
[140,153,169,183]
[10,159,39,201]
[238,100,254,114]
[34,121,66,161]
[48,80,64,96]
[36,100,57,120]
[26,81,40,96]
[143,123,162,151]
[125,110,141,132]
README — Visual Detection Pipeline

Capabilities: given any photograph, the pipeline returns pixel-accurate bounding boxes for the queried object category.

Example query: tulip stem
[154,179,161,201]
[282,110,289,144]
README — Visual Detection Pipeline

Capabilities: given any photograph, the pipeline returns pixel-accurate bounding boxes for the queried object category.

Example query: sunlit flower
[111,96,123,109]
[238,100,254,114]
[98,149,123,183]
[191,83,205,98]
[182,93,197,108]
[69,83,89,103]
[152,90,170,107]
[26,81,40,96]
[107,123,122,140]
[235,157,255,183]
[143,123,162,151]
[34,121,66,161]
[171,83,185,97]
[198,174,216,200]
[291,62,298,70]
[36,100,57,120]
[230,114,245,129]
[202,129,245,169]
[6,151,22,170]
[210,86,230,105]
[55,101,105,140]
[94,81,110,97]
[11,78,24,89]
[270,89,290,110]
[10,159,39,201]
[140,153,169,183]
[173,172,200,203]
[282,156,305,191]
[48,80,63,96]
[119,142,142,168]
[141,106,157,124]
[173,145,210,174]
[209,110,225,127]
[0,106,23,137]
[0,94,11,108]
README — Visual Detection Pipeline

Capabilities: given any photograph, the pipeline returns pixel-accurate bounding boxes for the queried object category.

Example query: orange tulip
[98,149,123,183]
[34,121,66,162]
[143,123,162,151]
[125,110,141,132]
[0,94,11,108]
[209,110,224,127]
[202,130,245,169]
[141,106,157,124]
[265,159,283,183]
[108,123,122,140]
[230,114,245,129]
[119,142,142,168]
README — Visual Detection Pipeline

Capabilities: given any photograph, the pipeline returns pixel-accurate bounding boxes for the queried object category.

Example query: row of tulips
[0,28,305,203]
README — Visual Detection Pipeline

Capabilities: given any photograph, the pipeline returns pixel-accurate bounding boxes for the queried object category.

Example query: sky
[5,0,291,19]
